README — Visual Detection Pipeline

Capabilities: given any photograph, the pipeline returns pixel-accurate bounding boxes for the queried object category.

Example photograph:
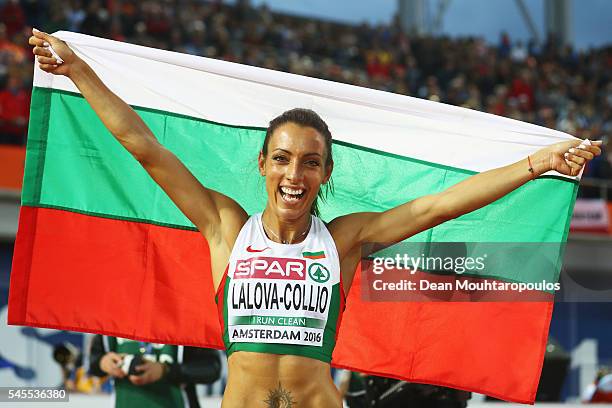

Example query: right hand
[99,352,126,378]
[29,28,78,77]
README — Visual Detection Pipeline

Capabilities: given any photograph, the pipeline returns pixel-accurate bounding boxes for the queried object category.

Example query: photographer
[363,376,471,408]
[88,335,221,408]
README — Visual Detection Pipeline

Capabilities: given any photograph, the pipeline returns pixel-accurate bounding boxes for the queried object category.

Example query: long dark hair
[261,108,334,217]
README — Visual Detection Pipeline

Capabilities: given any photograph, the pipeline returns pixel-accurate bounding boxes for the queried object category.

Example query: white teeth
[280,187,304,195]
[279,186,304,204]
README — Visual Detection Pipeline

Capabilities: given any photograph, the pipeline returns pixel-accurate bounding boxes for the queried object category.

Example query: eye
[272,155,288,163]
[306,160,320,167]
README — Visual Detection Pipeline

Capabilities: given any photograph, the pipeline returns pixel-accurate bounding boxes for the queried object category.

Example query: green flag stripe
[20,203,199,231]
[22,87,53,204]
[230,315,326,329]
[25,87,577,249]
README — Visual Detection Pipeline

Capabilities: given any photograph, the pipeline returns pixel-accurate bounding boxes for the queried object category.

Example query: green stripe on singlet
[223,281,342,363]
[303,251,325,256]
[230,315,327,329]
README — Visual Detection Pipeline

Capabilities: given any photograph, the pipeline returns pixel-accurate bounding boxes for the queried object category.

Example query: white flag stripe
[33,31,577,175]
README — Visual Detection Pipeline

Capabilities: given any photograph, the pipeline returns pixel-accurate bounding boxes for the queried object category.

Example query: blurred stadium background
[0,0,610,406]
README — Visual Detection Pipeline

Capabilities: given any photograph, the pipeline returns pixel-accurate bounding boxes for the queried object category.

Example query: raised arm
[29,30,247,248]
[330,140,601,258]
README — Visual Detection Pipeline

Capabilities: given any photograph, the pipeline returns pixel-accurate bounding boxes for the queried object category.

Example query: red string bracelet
[527,155,535,181]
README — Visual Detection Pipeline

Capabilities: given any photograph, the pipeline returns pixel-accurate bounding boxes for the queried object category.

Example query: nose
[285,160,303,183]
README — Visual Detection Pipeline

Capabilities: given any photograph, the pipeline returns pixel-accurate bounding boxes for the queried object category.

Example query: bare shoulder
[327,213,378,294]
[206,190,249,249]
[327,212,377,259]
[206,194,249,290]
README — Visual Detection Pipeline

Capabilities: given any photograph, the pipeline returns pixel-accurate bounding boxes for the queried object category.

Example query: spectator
[0,23,27,67]
[88,335,221,408]
[0,72,29,145]
[0,0,25,38]
[80,0,110,38]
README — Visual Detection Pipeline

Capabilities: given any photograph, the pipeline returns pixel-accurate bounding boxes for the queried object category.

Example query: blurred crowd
[0,0,610,179]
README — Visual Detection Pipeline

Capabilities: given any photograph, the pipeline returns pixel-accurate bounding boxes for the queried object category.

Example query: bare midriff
[221,351,342,408]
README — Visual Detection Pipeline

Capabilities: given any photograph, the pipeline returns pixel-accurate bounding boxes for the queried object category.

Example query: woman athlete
[30,29,601,408]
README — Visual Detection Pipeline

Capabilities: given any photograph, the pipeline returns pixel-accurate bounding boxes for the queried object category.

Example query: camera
[120,354,145,376]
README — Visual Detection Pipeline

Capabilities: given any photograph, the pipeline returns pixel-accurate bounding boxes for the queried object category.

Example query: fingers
[587,145,602,156]
[32,38,64,72]
[33,45,52,57]
[564,140,603,174]
[577,141,602,157]
[129,362,162,386]
[568,146,595,161]
[36,55,59,65]
[39,63,60,72]
[129,375,145,385]
[129,364,149,385]
[565,152,586,166]
[576,140,602,156]
[31,28,65,64]
[130,373,155,386]
[28,36,46,47]
[32,28,52,42]
[563,155,583,176]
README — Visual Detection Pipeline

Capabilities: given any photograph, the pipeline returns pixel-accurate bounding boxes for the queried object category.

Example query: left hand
[128,361,166,386]
[539,139,602,177]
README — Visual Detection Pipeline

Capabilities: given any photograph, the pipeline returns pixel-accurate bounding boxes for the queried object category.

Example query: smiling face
[259,123,332,222]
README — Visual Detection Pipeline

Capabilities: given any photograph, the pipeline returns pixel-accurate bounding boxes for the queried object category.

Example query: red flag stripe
[8,206,224,349]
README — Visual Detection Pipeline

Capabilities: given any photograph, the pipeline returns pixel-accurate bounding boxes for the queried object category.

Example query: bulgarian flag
[9,32,578,403]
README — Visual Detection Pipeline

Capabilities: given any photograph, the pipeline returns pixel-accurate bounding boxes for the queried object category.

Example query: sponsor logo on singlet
[308,263,330,283]
[246,245,270,253]
[228,256,334,347]
[234,257,306,280]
